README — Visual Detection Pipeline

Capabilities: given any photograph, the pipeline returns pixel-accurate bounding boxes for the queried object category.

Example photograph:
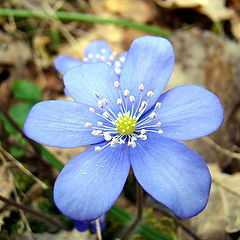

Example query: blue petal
[53,144,130,221]
[130,136,211,219]
[84,40,112,62]
[147,85,224,141]
[113,51,128,75]
[74,220,89,232]
[24,100,105,148]
[120,36,174,111]
[63,63,119,110]
[55,55,82,75]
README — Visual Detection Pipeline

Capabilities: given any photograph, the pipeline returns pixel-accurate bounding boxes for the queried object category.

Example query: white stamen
[155,102,161,108]
[123,89,130,97]
[88,53,93,58]
[95,146,102,151]
[84,122,92,128]
[138,84,144,91]
[140,129,146,134]
[89,107,96,113]
[102,112,110,118]
[92,130,102,136]
[110,138,117,147]
[97,121,104,126]
[132,136,137,141]
[158,129,164,134]
[119,56,125,62]
[83,57,88,62]
[104,133,112,141]
[156,122,162,127]
[93,91,100,98]
[129,95,136,103]
[139,101,147,112]
[114,68,121,75]
[149,112,157,119]
[139,134,147,140]
[117,98,122,105]
[128,141,136,148]
[114,81,120,88]
[114,61,121,68]
[119,139,125,144]
[147,91,154,98]
[102,98,108,105]
[98,100,104,108]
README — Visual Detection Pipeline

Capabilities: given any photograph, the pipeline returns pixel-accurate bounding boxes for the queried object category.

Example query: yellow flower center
[115,112,136,135]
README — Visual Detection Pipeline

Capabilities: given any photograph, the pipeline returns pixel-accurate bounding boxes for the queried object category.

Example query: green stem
[0,8,171,37]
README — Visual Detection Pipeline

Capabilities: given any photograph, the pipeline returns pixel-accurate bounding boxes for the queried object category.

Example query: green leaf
[0,112,17,135]
[12,79,42,102]
[10,146,25,158]
[9,102,33,128]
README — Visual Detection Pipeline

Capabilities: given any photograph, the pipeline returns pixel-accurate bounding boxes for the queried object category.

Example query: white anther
[88,53,93,58]
[129,95,136,103]
[104,133,112,141]
[84,122,92,128]
[95,146,102,151]
[140,129,146,134]
[97,121,103,126]
[101,48,106,53]
[98,100,104,108]
[102,98,108,105]
[132,136,137,141]
[155,102,161,109]
[114,68,121,75]
[123,89,130,97]
[119,56,125,62]
[110,138,117,147]
[138,84,144,91]
[156,122,162,127]
[139,134,148,140]
[102,112,110,118]
[149,112,157,119]
[114,81,120,88]
[92,130,102,136]
[89,107,96,113]
[117,98,122,105]
[128,141,136,148]
[83,57,88,62]
[106,61,112,65]
[158,129,164,134]
[139,101,147,112]
[114,61,121,67]
[147,91,154,98]
[93,91,100,98]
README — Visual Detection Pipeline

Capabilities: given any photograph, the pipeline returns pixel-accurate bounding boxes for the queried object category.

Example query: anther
[117,98,122,105]
[97,121,104,126]
[89,107,96,113]
[139,134,147,140]
[123,89,130,97]
[129,95,136,103]
[114,81,120,88]
[92,130,102,136]
[149,112,157,119]
[114,61,121,68]
[95,146,102,151]
[84,122,92,128]
[147,91,154,98]
[104,133,112,141]
[140,129,146,134]
[128,141,136,148]
[156,122,162,127]
[139,101,147,112]
[102,112,110,118]
[138,84,144,91]
[93,91,100,98]
[155,102,161,109]
[115,68,121,75]
[158,129,164,134]
[119,56,125,62]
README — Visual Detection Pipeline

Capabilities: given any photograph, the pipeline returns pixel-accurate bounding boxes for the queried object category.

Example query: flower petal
[55,55,82,75]
[130,136,211,219]
[120,36,174,111]
[84,40,112,62]
[113,51,128,75]
[74,221,89,232]
[148,85,224,141]
[24,100,105,148]
[63,63,119,110]
[53,144,130,221]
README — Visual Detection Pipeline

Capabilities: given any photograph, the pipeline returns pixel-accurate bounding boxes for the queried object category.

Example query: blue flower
[24,36,224,221]
[55,40,127,75]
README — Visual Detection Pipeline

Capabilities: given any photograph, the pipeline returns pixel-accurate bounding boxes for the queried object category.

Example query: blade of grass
[0,8,171,37]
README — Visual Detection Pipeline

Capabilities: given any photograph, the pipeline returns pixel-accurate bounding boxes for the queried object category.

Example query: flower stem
[95,219,102,240]
[121,181,143,239]
[0,9,171,37]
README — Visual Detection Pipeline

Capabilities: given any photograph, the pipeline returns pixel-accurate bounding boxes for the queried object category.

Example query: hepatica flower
[55,40,127,75]
[24,36,224,221]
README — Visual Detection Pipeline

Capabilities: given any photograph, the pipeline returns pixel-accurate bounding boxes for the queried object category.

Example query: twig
[0,144,48,189]
[202,137,240,161]
[0,194,64,231]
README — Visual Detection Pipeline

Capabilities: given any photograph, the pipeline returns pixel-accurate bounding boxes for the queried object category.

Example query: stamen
[115,68,121,74]
[156,122,161,127]
[119,56,125,62]
[84,122,92,128]
[138,84,144,91]
[140,129,146,134]
[128,141,136,148]
[158,129,164,134]
[129,95,136,103]
[102,112,110,118]
[149,112,157,119]
[93,91,100,98]
[114,61,121,68]
[147,91,154,98]
[155,102,161,108]
[117,98,122,105]
[95,146,102,151]
[88,53,93,58]
[89,107,96,113]
[139,134,147,140]
[92,130,103,136]
[104,133,112,141]
[123,89,130,97]
[114,81,120,88]
[97,121,104,126]
[83,57,88,62]
[138,101,147,113]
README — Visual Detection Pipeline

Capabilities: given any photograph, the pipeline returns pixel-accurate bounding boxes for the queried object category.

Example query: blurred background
[0,0,240,239]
